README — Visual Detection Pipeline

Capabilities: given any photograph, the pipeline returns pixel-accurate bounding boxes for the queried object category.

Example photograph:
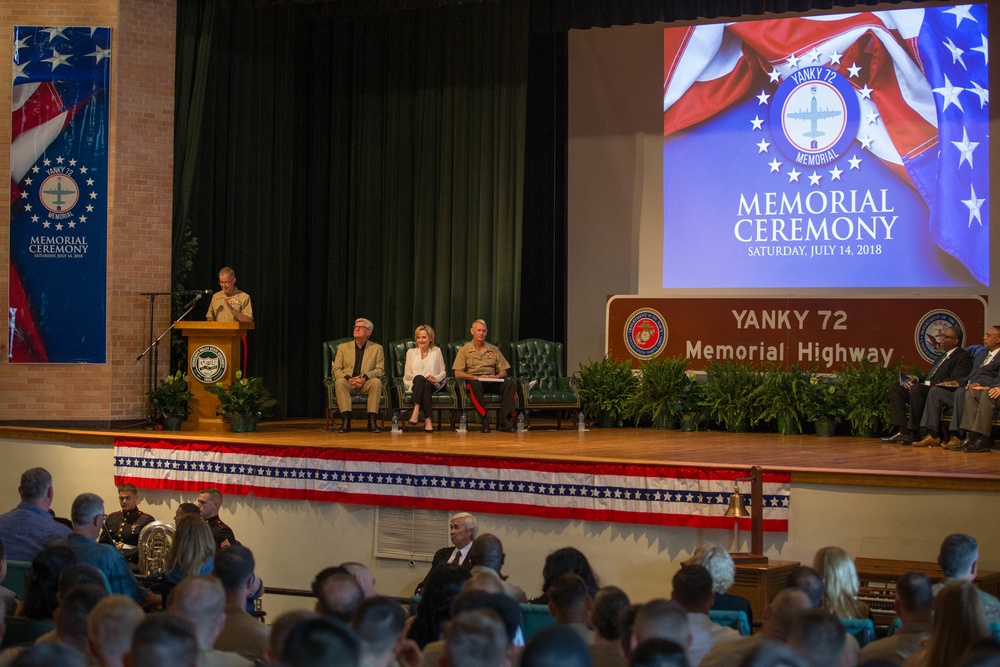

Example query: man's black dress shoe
[963,435,992,453]
[368,414,382,433]
[881,432,912,444]
[338,417,351,433]
[481,419,491,434]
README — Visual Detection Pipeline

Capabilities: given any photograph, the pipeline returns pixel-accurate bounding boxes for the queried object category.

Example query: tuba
[137,521,175,577]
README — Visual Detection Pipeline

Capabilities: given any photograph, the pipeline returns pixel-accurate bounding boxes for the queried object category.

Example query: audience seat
[386,338,460,430]
[708,609,751,637]
[519,603,555,641]
[839,617,875,648]
[0,560,30,599]
[509,338,580,428]
[322,337,391,430]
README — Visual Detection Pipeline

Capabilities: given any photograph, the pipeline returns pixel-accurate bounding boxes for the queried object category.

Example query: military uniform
[100,507,155,563]
[453,341,517,427]
[207,514,238,550]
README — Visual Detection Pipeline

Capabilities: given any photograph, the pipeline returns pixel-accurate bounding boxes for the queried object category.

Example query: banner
[662,5,989,289]
[9,26,111,363]
[114,438,791,531]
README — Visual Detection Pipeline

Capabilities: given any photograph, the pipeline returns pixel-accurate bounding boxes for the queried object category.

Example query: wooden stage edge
[1,420,998,493]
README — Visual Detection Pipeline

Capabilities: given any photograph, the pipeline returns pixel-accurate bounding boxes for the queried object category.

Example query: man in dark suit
[919,326,1000,447]
[415,512,476,594]
[883,326,971,446]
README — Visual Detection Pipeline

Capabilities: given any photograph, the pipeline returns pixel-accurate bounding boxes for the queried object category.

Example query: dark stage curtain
[174,0,528,418]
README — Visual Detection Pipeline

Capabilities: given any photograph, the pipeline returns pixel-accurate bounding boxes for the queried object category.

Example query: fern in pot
[203,371,277,433]
[148,371,194,431]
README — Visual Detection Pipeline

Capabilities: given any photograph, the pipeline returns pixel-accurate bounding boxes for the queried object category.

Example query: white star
[43,158,51,167]
[943,5,977,28]
[13,61,29,81]
[756,138,770,153]
[768,158,782,173]
[952,128,979,168]
[85,204,94,212]
[31,165,40,173]
[943,37,967,70]
[55,223,63,231]
[87,45,111,63]
[932,75,965,112]
[43,221,50,228]
[20,191,27,199]
[79,215,87,223]
[848,154,862,169]
[962,183,985,226]
[866,110,880,125]
[807,48,821,63]
[858,84,874,100]
[847,63,862,78]
[31,215,39,223]
[828,50,843,66]
[68,221,76,228]
[860,135,874,150]
[787,168,801,183]
[756,90,770,105]
[68,158,76,166]
[14,35,30,51]
[55,156,64,164]
[90,191,97,199]
[972,35,988,65]
[24,177,32,185]
[40,27,71,41]
[750,116,764,130]
[43,49,73,71]
[768,68,781,83]
[86,178,94,186]
[24,204,31,212]
[829,165,843,181]
[79,166,88,174]
[786,52,800,69]
[968,81,988,109]
[808,171,822,186]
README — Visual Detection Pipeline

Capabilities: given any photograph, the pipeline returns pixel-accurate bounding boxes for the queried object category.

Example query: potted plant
[756,364,812,435]
[577,355,639,428]
[839,360,895,437]
[626,356,690,429]
[203,370,277,433]
[702,359,764,432]
[677,373,705,432]
[804,374,847,437]
[147,370,194,431]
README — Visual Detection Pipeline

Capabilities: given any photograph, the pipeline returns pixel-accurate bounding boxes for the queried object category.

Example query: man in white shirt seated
[671,564,739,666]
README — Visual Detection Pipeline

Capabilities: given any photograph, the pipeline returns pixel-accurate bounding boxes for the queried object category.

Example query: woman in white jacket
[403,324,447,432]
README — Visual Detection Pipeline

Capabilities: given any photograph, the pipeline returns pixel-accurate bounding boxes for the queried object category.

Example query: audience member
[314,569,364,623]
[0,469,71,562]
[263,610,319,666]
[341,562,378,598]
[129,614,199,667]
[522,624,593,667]
[688,542,753,625]
[47,583,107,653]
[444,609,513,667]
[0,539,18,615]
[618,605,641,662]
[787,609,847,667]
[161,514,215,592]
[630,600,689,657]
[785,566,825,609]
[859,573,933,666]
[55,494,157,609]
[168,575,252,667]
[407,566,471,649]
[629,638,689,667]
[548,573,595,644]
[671,564,739,666]
[98,484,155,563]
[31,564,109,644]
[173,503,200,525]
[86,595,144,667]
[351,596,419,667]
[416,512,477,595]
[423,590,523,667]
[282,616,360,667]
[933,533,1000,623]
[813,546,870,620]
[700,588,812,667]
[740,642,808,667]
[8,642,86,667]
[213,545,270,662]
[17,546,76,619]
[465,572,506,595]
[467,534,527,602]
[535,547,600,604]
[903,581,989,667]
[196,489,237,550]
[591,586,630,667]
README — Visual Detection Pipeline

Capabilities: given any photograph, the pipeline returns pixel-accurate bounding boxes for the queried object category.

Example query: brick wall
[0,0,176,425]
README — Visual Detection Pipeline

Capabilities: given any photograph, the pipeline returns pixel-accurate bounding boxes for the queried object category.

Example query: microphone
[182,292,206,310]
[181,289,213,295]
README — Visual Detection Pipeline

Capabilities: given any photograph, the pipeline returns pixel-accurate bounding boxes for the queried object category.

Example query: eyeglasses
[940,335,958,340]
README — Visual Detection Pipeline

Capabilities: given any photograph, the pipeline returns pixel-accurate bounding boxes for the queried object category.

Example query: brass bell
[723,482,750,518]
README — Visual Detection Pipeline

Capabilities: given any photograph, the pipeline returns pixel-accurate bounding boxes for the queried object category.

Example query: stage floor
[3,419,998,492]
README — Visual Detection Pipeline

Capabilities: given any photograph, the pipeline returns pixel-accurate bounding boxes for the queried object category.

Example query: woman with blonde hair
[688,542,753,625]
[403,324,447,432]
[903,580,988,667]
[812,546,870,619]
[163,514,215,583]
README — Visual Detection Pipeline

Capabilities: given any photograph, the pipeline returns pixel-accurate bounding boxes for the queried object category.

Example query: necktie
[926,351,947,379]
[450,550,462,565]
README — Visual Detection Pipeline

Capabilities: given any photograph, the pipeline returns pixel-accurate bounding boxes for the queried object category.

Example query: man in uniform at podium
[100,483,155,564]
[196,488,237,550]
[206,267,253,323]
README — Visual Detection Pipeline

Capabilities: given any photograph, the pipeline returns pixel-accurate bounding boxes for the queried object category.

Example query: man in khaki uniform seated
[453,319,518,433]
[331,318,385,433]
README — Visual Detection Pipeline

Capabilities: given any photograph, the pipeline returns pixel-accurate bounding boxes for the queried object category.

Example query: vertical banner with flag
[661,5,988,289]
[9,27,111,363]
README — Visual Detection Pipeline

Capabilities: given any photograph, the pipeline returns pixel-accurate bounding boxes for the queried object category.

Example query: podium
[175,321,255,431]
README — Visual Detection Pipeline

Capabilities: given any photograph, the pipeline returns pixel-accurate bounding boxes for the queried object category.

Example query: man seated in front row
[933,533,1000,624]
[331,318,385,433]
[453,319,518,433]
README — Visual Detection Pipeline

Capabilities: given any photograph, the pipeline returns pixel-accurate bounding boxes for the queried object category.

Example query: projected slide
[662,5,989,288]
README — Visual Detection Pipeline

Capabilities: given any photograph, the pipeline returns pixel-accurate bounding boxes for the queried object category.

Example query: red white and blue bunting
[114,438,790,531]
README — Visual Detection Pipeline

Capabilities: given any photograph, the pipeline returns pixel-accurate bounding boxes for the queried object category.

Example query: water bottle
[577,411,586,432]
[391,411,399,433]
[517,412,526,433]
[458,411,468,432]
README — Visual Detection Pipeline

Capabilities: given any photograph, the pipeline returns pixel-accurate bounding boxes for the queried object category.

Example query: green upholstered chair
[839,617,875,648]
[0,559,30,599]
[446,339,508,429]
[386,338,460,430]
[519,603,556,641]
[322,337,390,430]
[509,338,580,428]
[708,609,751,637]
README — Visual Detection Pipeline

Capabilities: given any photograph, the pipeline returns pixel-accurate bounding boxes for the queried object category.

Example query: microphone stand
[126,292,208,429]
